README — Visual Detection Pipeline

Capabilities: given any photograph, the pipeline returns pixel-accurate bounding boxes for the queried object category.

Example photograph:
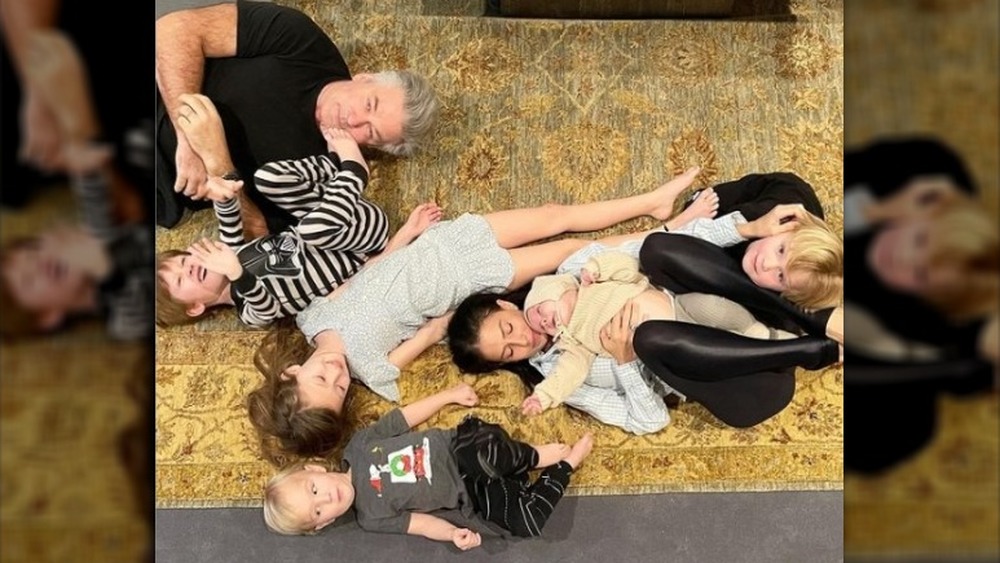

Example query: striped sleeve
[71,171,154,340]
[213,197,245,247]
[72,171,115,242]
[254,154,389,253]
[230,271,282,328]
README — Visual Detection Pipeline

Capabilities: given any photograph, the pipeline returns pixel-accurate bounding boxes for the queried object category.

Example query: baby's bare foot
[534,443,572,468]
[563,432,594,470]
[650,166,701,221]
[667,187,719,230]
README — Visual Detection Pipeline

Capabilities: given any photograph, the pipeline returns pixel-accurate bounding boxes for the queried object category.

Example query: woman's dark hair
[447,288,544,390]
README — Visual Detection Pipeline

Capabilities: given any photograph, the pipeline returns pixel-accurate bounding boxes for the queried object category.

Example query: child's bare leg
[506,239,590,290]
[589,187,720,249]
[533,443,572,467]
[563,432,594,470]
[485,166,701,249]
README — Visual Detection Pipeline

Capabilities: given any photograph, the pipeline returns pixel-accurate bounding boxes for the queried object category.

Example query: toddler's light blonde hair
[263,461,330,536]
[784,213,843,310]
[920,199,999,321]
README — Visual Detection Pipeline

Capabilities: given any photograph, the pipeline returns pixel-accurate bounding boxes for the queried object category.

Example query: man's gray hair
[371,70,440,156]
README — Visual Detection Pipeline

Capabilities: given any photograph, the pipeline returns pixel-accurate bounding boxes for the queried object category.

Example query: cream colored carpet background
[155,0,845,508]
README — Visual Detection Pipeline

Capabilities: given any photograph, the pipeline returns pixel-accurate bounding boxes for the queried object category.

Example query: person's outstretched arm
[398,382,478,428]
[407,513,482,551]
[387,312,453,371]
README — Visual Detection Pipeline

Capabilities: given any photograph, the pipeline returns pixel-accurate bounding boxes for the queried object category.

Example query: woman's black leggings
[639,232,834,336]
[635,233,839,427]
[633,321,839,428]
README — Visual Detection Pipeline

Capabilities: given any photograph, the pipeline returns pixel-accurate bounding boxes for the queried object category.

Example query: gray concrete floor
[156,491,843,562]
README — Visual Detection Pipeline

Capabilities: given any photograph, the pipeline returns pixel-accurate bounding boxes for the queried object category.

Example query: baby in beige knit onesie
[521,251,793,416]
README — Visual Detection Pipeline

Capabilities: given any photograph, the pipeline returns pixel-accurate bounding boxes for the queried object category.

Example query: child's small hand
[322,126,367,169]
[521,395,543,416]
[203,175,243,202]
[872,175,961,223]
[449,382,479,407]
[580,268,596,287]
[186,238,242,281]
[451,528,481,551]
[423,311,454,344]
[744,203,811,238]
[401,202,443,240]
[40,226,111,279]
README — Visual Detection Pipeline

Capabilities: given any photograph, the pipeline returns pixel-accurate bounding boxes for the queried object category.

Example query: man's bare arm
[156,3,238,197]
[155,3,237,124]
[0,0,60,79]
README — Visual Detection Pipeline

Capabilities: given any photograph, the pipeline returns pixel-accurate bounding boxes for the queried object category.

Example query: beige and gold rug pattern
[0,189,149,562]
[157,1,845,508]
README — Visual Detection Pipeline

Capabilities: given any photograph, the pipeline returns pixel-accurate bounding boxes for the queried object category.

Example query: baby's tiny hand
[521,395,543,416]
[580,268,596,287]
[449,382,479,407]
[452,528,481,551]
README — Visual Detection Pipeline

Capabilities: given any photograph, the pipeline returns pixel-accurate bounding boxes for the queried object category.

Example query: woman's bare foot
[24,30,99,143]
[534,443,572,468]
[665,187,719,230]
[649,166,702,221]
[563,432,594,470]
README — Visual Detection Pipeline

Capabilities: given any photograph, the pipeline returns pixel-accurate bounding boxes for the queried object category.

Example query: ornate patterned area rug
[156,0,844,508]
[844,0,999,557]
[0,189,149,561]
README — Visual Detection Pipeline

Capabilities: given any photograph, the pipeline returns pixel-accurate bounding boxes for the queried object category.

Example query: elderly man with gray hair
[155,0,440,235]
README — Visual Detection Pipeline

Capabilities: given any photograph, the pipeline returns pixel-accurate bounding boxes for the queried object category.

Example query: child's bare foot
[665,187,719,231]
[563,432,594,470]
[534,443,572,468]
[24,30,99,142]
[650,166,701,221]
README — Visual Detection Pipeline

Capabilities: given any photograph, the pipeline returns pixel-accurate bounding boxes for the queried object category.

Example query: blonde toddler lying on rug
[262,382,594,551]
